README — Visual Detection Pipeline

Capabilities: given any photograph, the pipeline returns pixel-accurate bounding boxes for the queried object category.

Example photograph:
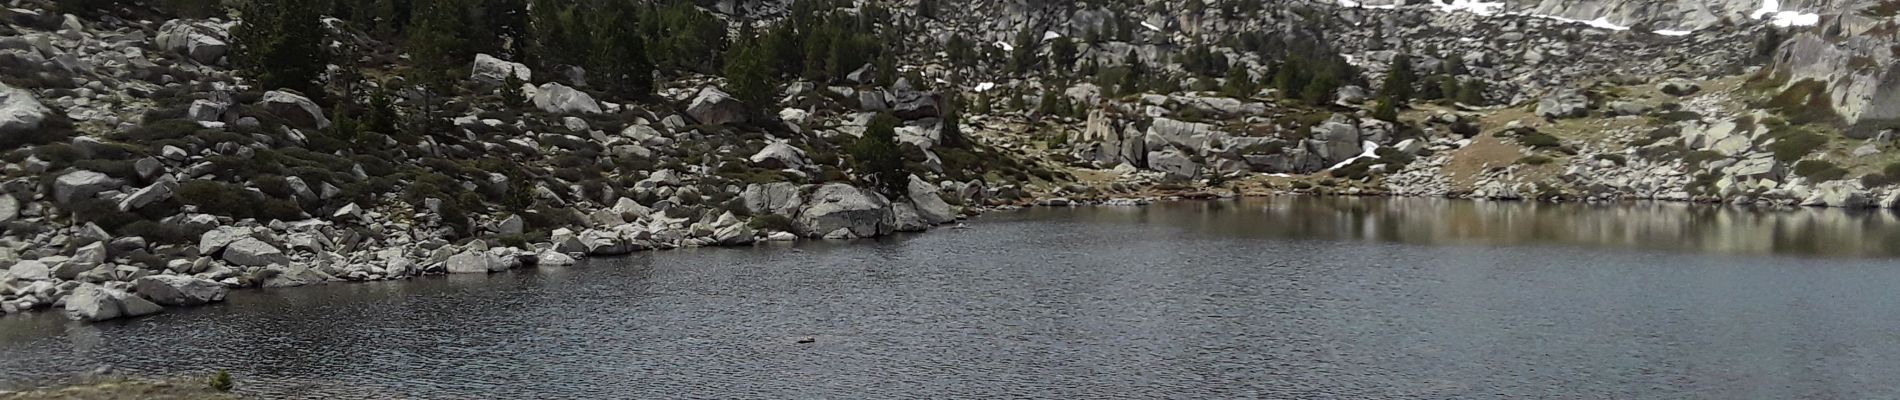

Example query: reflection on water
[1126,197,1900,258]
[0,197,1897,399]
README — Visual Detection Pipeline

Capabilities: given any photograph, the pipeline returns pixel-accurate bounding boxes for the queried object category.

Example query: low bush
[1792,160,1848,181]
[176,180,304,221]
[1765,129,1827,162]
[1516,131,1563,149]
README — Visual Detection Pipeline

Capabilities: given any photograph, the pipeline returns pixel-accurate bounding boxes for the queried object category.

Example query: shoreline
[8,182,1891,323]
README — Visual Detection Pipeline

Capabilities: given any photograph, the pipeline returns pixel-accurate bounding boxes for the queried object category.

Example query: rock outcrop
[797,183,895,239]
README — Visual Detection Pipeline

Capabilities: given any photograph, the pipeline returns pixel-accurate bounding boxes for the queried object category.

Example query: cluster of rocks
[0,4,1056,322]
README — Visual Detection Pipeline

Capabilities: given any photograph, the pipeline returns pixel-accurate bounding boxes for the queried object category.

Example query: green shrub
[0,115,75,151]
[1765,129,1827,162]
[120,219,213,245]
[65,198,141,231]
[1861,173,1893,187]
[1516,132,1563,148]
[208,369,233,392]
[1792,160,1848,181]
[1765,79,1841,125]
[177,180,303,221]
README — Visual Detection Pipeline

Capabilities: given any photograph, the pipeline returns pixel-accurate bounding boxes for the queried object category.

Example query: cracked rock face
[796,183,895,239]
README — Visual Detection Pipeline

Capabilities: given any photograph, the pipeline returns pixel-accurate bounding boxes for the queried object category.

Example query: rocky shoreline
[6,0,1896,324]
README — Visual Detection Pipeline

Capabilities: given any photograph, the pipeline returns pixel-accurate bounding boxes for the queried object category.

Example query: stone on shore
[133,275,227,306]
[796,183,894,239]
[64,284,160,322]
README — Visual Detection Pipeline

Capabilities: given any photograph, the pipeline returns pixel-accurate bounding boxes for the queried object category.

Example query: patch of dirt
[1442,133,1530,189]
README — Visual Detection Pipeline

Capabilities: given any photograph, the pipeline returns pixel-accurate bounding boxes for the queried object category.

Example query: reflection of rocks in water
[1147,198,1900,258]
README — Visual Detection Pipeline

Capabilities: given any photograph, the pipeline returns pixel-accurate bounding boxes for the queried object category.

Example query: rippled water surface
[5,197,1900,398]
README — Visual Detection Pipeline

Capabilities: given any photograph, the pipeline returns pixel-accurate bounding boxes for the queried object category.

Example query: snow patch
[1753,0,1820,27]
[994,41,1014,52]
[974,82,996,92]
[1349,0,1753,35]
[1140,22,1162,32]
[1436,0,1505,15]
[1042,31,1063,41]
[1327,141,1383,171]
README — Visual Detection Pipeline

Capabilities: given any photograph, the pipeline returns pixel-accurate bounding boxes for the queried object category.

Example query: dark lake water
[5,197,1900,398]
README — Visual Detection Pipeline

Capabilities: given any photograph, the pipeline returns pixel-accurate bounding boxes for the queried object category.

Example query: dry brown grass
[1442,134,1530,189]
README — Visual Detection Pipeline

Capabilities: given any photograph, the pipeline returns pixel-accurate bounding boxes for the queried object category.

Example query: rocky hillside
[1,0,1897,322]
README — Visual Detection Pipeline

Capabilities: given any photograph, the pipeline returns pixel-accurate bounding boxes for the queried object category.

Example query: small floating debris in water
[796,336,816,344]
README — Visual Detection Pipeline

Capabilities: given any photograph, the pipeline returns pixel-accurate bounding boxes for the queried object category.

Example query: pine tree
[941,108,968,148]
[1036,90,1059,116]
[1456,78,1488,106]
[232,0,329,98]
[1049,37,1077,70]
[802,25,834,81]
[875,48,897,86]
[1007,26,1036,73]
[1220,65,1254,98]
[1372,97,1399,122]
[849,113,908,194]
[500,73,528,107]
[1379,54,1416,105]
[763,22,803,77]
[591,0,655,97]
[406,0,464,94]
[723,38,776,114]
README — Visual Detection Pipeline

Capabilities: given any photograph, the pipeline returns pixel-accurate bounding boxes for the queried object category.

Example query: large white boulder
[470,53,532,87]
[223,237,289,266]
[133,275,227,306]
[796,183,894,239]
[118,178,176,212]
[261,90,331,130]
[891,202,928,232]
[52,170,121,205]
[1146,148,1200,180]
[156,19,229,64]
[532,83,603,114]
[64,284,161,322]
[7,260,50,281]
[0,83,50,137]
[749,142,808,169]
[687,86,747,126]
[906,175,955,225]
[743,182,804,216]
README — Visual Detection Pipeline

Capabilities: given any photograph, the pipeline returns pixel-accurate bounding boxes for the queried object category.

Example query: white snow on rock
[1327,141,1382,171]
[1753,0,1819,27]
